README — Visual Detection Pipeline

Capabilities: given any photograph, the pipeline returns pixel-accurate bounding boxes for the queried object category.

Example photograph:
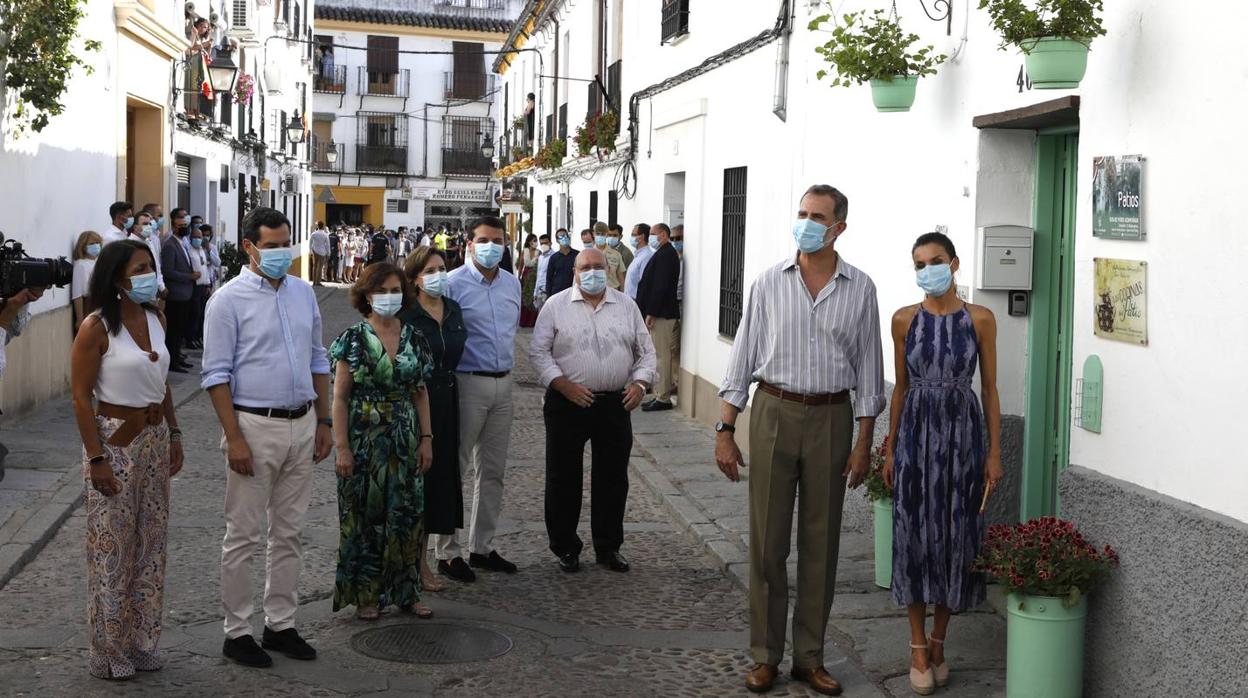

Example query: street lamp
[326,140,339,164]
[480,132,495,160]
[207,41,239,94]
[286,111,305,144]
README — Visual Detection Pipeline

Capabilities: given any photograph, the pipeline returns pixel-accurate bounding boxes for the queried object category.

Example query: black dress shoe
[438,558,476,582]
[469,551,518,574]
[642,400,674,412]
[558,553,580,573]
[260,627,316,660]
[595,551,630,573]
[223,635,273,668]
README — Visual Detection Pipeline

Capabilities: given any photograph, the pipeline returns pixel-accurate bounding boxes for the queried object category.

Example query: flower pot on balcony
[1006,593,1087,698]
[868,76,918,112]
[1022,37,1089,89]
[872,498,892,589]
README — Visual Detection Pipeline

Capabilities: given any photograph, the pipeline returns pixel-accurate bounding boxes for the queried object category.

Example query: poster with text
[1092,155,1144,240]
[1094,258,1147,345]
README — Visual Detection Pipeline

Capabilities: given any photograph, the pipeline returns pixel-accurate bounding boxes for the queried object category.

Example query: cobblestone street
[0,286,911,697]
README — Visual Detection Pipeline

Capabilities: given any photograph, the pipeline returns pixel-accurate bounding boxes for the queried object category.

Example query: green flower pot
[1006,593,1087,698]
[869,76,918,112]
[872,498,892,589]
[1022,37,1090,89]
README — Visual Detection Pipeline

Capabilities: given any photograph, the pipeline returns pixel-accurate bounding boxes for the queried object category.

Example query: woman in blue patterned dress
[883,232,1003,695]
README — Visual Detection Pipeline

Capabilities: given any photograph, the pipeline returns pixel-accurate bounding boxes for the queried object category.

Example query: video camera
[0,232,73,297]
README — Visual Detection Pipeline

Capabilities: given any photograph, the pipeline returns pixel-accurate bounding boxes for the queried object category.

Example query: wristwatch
[714,421,736,434]
[317,418,333,427]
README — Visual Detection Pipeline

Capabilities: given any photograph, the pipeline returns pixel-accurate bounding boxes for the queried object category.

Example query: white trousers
[220,411,316,639]
[434,373,513,560]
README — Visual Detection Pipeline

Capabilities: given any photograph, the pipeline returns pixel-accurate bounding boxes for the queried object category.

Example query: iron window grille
[441,116,492,176]
[356,111,408,173]
[310,136,344,172]
[444,71,496,101]
[719,166,748,337]
[661,0,690,44]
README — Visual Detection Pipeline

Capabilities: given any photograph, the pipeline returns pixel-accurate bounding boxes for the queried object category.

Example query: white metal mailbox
[976,225,1034,291]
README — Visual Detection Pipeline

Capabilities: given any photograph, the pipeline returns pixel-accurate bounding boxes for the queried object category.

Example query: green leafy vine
[0,0,100,134]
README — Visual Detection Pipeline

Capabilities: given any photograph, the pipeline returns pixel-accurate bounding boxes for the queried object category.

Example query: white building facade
[494,1,1248,695]
[309,0,523,233]
[172,0,314,254]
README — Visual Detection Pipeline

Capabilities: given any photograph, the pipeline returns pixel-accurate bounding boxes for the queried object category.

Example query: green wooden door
[1021,132,1078,520]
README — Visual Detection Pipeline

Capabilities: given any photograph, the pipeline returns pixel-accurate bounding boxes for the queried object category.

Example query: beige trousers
[220,411,316,639]
[433,373,513,560]
[649,318,678,402]
[310,253,327,282]
[747,389,853,668]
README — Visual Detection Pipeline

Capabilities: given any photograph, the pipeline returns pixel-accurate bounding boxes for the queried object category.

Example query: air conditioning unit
[281,175,297,194]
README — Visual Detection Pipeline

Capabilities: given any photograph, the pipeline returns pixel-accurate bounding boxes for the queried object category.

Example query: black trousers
[543,388,632,558]
[164,298,189,360]
[190,286,209,342]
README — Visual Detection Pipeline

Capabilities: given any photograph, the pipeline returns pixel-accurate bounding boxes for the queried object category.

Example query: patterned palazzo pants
[85,418,171,679]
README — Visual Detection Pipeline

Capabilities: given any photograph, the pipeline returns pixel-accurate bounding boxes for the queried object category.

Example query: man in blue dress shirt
[435,215,522,582]
[202,207,333,669]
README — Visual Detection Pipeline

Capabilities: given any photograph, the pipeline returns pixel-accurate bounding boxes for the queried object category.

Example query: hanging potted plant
[810,9,946,113]
[535,138,566,170]
[974,517,1119,698]
[979,0,1107,89]
[573,119,595,158]
[864,437,892,589]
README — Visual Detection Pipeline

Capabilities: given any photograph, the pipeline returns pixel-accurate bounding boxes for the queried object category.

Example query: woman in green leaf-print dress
[330,263,434,620]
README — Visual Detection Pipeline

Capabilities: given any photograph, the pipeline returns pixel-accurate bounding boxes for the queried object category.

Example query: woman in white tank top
[70,239,184,681]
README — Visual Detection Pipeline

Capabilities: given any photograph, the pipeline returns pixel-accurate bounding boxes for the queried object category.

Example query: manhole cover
[350,623,513,664]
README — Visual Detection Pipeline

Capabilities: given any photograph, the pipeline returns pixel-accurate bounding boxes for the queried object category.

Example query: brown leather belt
[96,401,165,448]
[757,381,849,406]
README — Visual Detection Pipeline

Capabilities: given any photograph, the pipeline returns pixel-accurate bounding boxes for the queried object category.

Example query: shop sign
[1092,155,1144,240]
[412,188,492,202]
[1094,258,1147,346]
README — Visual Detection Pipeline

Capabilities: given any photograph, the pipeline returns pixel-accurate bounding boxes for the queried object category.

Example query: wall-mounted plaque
[1092,155,1144,240]
[1094,258,1147,346]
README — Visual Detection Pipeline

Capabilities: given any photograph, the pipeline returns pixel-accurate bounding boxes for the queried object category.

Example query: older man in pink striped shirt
[529,248,657,575]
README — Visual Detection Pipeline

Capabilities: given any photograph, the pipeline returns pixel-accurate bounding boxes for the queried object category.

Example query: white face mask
[539,244,551,254]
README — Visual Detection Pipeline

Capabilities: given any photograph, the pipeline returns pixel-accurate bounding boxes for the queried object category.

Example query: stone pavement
[0,284,1004,696]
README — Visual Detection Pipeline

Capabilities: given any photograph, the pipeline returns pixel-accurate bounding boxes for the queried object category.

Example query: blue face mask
[673,241,684,253]
[606,236,621,248]
[253,246,293,279]
[557,234,570,247]
[579,269,607,295]
[191,238,203,248]
[916,263,953,296]
[125,272,159,304]
[421,270,448,298]
[473,241,503,269]
[648,236,661,250]
[124,216,135,230]
[86,243,101,257]
[594,235,608,247]
[792,218,831,254]
[370,292,403,318]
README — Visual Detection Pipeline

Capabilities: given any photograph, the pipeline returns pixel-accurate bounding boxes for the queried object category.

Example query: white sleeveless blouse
[95,310,170,407]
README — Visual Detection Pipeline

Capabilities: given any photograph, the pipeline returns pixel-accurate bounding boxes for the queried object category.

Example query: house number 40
[1016,65,1033,93]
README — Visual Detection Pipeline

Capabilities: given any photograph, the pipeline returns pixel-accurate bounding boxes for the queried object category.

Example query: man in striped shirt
[714,184,886,696]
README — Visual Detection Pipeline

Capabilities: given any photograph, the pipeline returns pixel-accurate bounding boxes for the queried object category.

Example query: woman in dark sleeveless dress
[883,232,1003,695]
[400,247,468,591]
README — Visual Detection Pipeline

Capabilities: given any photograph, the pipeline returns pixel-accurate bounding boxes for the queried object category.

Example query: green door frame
[1020,132,1078,520]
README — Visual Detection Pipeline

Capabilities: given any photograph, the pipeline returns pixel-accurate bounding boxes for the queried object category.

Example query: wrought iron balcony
[358,68,410,99]
[442,148,492,177]
[356,145,408,173]
[311,139,344,172]
[444,71,497,101]
[314,65,346,94]
[661,0,690,44]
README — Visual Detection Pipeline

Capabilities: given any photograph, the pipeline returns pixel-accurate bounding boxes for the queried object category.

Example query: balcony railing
[415,0,509,20]
[311,139,344,172]
[442,148,492,176]
[358,68,410,98]
[444,71,496,101]
[356,145,408,173]
[661,0,690,44]
[314,65,346,94]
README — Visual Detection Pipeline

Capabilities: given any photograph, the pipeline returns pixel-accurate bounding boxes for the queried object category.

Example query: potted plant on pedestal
[974,517,1119,698]
[979,0,1107,89]
[863,436,892,589]
[809,9,946,112]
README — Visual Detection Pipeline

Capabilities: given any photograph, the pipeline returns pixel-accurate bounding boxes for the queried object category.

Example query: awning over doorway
[973,96,1080,130]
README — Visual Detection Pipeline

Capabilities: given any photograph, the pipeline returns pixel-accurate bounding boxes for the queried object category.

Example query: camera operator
[0,286,45,481]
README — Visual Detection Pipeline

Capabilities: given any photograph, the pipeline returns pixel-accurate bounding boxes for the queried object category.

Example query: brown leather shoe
[791,666,843,696]
[745,663,779,693]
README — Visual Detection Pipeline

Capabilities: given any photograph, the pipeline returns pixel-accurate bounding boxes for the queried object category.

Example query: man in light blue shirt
[624,223,654,300]
[436,215,522,582]
[201,207,332,669]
